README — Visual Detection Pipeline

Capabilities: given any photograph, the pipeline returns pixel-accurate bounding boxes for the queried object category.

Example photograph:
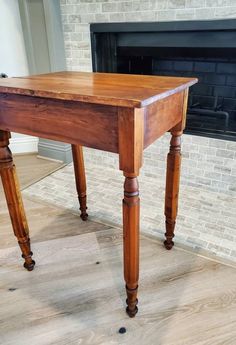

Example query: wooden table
[0,72,197,317]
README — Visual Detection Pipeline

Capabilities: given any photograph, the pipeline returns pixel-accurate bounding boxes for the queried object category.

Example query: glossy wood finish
[164,129,182,250]
[0,72,197,317]
[164,89,189,249]
[118,107,144,175]
[123,175,140,317]
[144,91,185,148]
[0,131,35,270]
[0,71,196,107]
[0,94,118,153]
[71,145,88,221]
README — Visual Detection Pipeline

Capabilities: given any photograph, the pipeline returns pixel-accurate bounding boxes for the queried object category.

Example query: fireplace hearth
[91,20,236,141]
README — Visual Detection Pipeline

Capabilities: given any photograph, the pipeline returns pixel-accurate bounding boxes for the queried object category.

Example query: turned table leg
[71,144,88,221]
[0,131,35,270]
[164,130,182,250]
[123,174,139,317]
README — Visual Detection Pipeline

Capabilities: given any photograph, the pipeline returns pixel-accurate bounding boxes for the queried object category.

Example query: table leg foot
[78,196,88,221]
[164,241,174,250]
[164,130,182,250]
[23,261,35,271]
[19,237,35,270]
[0,131,35,270]
[80,214,88,221]
[164,220,175,250]
[126,286,138,317]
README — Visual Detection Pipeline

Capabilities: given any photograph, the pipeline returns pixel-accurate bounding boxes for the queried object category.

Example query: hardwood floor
[0,154,63,191]
[0,155,236,345]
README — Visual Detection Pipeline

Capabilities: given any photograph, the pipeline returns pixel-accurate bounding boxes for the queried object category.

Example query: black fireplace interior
[90,20,236,141]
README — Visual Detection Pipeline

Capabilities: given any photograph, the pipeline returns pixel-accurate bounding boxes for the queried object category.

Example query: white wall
[0,0,38,153]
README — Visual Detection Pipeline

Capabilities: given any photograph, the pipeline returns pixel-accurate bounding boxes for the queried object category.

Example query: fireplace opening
[91,20,236,141]
[116,47,236,138]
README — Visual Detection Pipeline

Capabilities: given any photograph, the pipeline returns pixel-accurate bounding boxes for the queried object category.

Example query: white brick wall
[60,0,236,72]
[58,0,236,260]
[59,0,236,194]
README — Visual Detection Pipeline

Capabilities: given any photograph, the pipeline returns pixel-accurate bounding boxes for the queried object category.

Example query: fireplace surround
[91,19,236,141]
[58,2,236,261]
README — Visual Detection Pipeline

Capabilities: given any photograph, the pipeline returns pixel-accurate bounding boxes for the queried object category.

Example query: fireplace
[90,20,236,141]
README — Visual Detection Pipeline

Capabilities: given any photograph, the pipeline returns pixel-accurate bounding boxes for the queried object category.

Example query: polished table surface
[0,72,197,317]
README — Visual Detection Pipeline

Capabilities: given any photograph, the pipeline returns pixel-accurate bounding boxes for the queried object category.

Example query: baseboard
[38,139,72,164]
[37,155,64,163]
[9,136,39,154]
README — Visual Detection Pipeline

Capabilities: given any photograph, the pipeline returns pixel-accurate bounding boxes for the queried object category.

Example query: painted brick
[232,169,236,176]
[125,12,142,21]
[206,0,233,6]
[102,3,117,12]
[214,165,231,174]
[176,9,196,20]
[217,62,236,74]
[132,1,148,11]
[68,15,81,23]
[109,13,125,22]
[216,149,234,159]
[87,3,101,13]
[74,4,88,14]
[75,24,90,33]
[209,139,227,149]
[215,6,236,18]
[61,14,68,24]
[168,0,185,9]
[204,74,226,85]
[59,0,236,262]
[213,86,235,98]
[195,8,216,19]
[174,60,194,71]
[63,23,76,32]
[117,2,133,12]
[204,171,222,181]
[194,62,216,73]
[227,142,236,151]
[157,10,176,21]
[60,5,75,14]
[70,32,83,41]
[227,75,236,86]
[186,0,205,7]
[195,177,212,185]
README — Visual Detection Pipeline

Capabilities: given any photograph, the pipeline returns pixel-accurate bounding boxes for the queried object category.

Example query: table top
[0,72,197,108]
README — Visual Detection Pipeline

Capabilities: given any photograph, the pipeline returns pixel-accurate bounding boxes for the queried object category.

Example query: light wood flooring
[0,155,236,345]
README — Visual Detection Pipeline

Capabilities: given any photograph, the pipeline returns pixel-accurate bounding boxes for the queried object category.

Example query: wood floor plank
[0,230,235,345]
[0,154,110,249]
[0,155,236,345]
[1,154,63,191]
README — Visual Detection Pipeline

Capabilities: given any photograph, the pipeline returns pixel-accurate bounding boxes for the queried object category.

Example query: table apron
[0,93,119,153]
[144,91,186,148]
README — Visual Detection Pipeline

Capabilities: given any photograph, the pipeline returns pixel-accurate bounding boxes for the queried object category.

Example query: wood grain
[0,131,35,270]
[0,94,118,153]
[164,90,189,249]
[71,145,88,221]
[0,71,197,318]
[144,91,185,148]
[123,176,140,317]
[164,131,182,250]
[118,107,144,175]
[0,71,197,108]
